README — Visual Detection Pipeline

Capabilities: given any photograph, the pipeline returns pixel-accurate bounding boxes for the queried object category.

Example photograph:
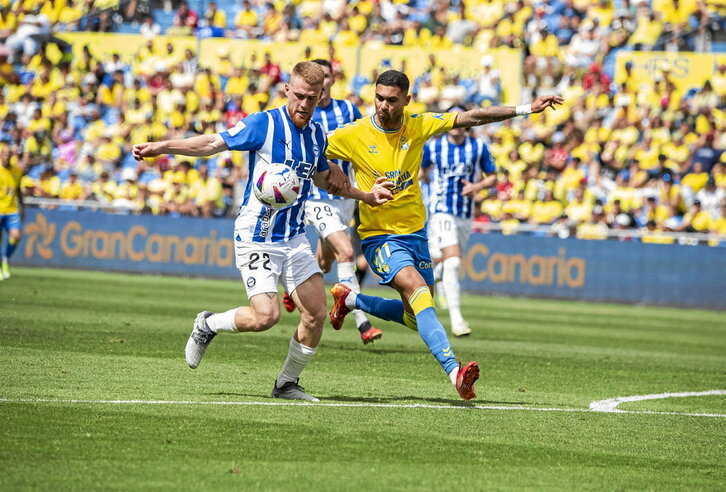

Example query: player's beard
[290,110,311,128]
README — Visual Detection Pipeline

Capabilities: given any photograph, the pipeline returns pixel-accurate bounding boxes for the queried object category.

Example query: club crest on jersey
[400,136,410,151]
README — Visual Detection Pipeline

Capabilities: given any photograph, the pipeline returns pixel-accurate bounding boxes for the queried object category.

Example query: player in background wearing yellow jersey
[0,145,24,280]
[326,70,562,400]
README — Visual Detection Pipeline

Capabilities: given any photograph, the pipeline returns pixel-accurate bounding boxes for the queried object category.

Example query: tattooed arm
[453,95,564,128]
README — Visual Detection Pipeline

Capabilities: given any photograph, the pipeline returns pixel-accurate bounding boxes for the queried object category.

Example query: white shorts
[234,233,322,298]
[305,198,355,240]
[428,213,472,260]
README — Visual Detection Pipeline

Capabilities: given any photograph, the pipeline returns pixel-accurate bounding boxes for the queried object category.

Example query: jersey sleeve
[421,140,433,169]
[479,141,496,174]
[326,124,355,161]
[316,130,329,173]
[219,112,267,152]
[417,112,457,140]
[352,104,363,120]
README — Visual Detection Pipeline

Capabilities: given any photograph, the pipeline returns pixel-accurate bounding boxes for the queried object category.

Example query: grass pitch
[1,267,724,490]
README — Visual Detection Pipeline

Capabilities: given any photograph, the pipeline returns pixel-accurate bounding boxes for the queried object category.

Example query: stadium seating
[0,0,723,240]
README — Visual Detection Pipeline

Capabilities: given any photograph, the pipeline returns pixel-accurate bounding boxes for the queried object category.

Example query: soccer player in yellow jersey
[326,70,562,400]
[0,145,23,279]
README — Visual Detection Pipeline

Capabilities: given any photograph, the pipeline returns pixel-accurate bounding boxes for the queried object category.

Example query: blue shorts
[361,229,434,285]
[0,213,21,232]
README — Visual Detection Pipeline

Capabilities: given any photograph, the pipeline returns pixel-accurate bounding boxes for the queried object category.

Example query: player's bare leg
[185,292,281,369]
[440,244,470,337]
[272,273,327,401]
[325,230,382,344]
[315,238,336,274]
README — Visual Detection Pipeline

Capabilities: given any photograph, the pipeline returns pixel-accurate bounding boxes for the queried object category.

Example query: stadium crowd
[0,0,724,241]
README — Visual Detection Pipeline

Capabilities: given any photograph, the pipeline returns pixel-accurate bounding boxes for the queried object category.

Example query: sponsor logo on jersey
[258,208,273,237]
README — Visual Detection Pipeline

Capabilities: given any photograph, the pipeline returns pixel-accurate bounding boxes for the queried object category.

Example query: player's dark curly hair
[311,59,332,70]
[376,70,410,93]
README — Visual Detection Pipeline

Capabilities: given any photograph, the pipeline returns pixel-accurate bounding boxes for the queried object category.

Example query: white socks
[277,337,317,386]
[338,261,367,325]
[442,256,464,327]
[448,365,459,386]
[206,308,238,333]
[344,290,358,310]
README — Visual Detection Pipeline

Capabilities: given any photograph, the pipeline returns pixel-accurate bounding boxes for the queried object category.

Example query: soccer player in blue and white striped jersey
[422,106,497,337]
[133,61,393,402]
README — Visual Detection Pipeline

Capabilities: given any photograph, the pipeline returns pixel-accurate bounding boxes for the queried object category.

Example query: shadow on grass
[208,391,529,408]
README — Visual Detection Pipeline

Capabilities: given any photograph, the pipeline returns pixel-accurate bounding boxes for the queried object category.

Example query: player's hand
[367,177,394,207]
[132,142,162,161]
[326,162,350,194]
[531,95,564,113]
[461,180,479,198]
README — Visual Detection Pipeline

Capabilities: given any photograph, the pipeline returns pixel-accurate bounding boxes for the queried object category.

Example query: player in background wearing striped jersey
[282,58,382,345]
[133,62,393,402]
[422,106,497,337]
[0,145,24,280]
[326,70,563,400]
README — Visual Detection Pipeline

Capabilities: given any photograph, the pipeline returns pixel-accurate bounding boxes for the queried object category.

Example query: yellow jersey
[327,111,456,238]
[0,163,22,214]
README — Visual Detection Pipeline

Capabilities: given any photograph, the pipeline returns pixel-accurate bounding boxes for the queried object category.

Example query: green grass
[1,267,725,490]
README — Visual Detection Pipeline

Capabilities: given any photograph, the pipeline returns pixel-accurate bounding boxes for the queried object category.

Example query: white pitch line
[0,397,724,418]
[589,390,726,413]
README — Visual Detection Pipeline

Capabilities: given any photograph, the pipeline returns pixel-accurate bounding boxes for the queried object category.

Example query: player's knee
[254,311,280,331]
[10,230,21,242]
[443,255,461,270]
[335,246,354,264]
[300,303,326,329]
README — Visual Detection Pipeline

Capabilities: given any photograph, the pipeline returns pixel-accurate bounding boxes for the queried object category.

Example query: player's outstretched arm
[453,95,564,129]
[133,134,228,160]
[315,170,393,207]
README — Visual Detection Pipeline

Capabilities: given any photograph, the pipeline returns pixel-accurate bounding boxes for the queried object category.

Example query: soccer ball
[254,163,301,209]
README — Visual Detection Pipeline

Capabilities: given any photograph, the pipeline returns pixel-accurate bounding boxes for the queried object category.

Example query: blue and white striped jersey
[309,98,362,200]
[220,107,329,243]
[422,135,496,219]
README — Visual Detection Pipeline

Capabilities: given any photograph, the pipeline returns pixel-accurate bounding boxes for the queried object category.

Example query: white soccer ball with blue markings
[254,163,301,210]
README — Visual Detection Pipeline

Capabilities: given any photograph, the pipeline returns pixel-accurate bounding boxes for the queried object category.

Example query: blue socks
[355,294,404,325]
[5,237,18,259]
[415,307,458,374]
[355,292,458,375]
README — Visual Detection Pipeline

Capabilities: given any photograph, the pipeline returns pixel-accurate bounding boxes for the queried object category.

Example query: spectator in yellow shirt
[502,189,532,221]
[565,188,593,225]
[203,1,227,29]
[629,10,663,49]
[190,164,222,217]
[577,208,610,240]
[234,0,258,38]
[678,200,713,232]
[640,220,676,244]
[529,190,564,225]
[59,172,87,201]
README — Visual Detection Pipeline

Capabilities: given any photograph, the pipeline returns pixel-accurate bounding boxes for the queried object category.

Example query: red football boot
[328,283,352,330]
[282,292,296,313]
[456,361,480,401]
[359,324,383,345]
